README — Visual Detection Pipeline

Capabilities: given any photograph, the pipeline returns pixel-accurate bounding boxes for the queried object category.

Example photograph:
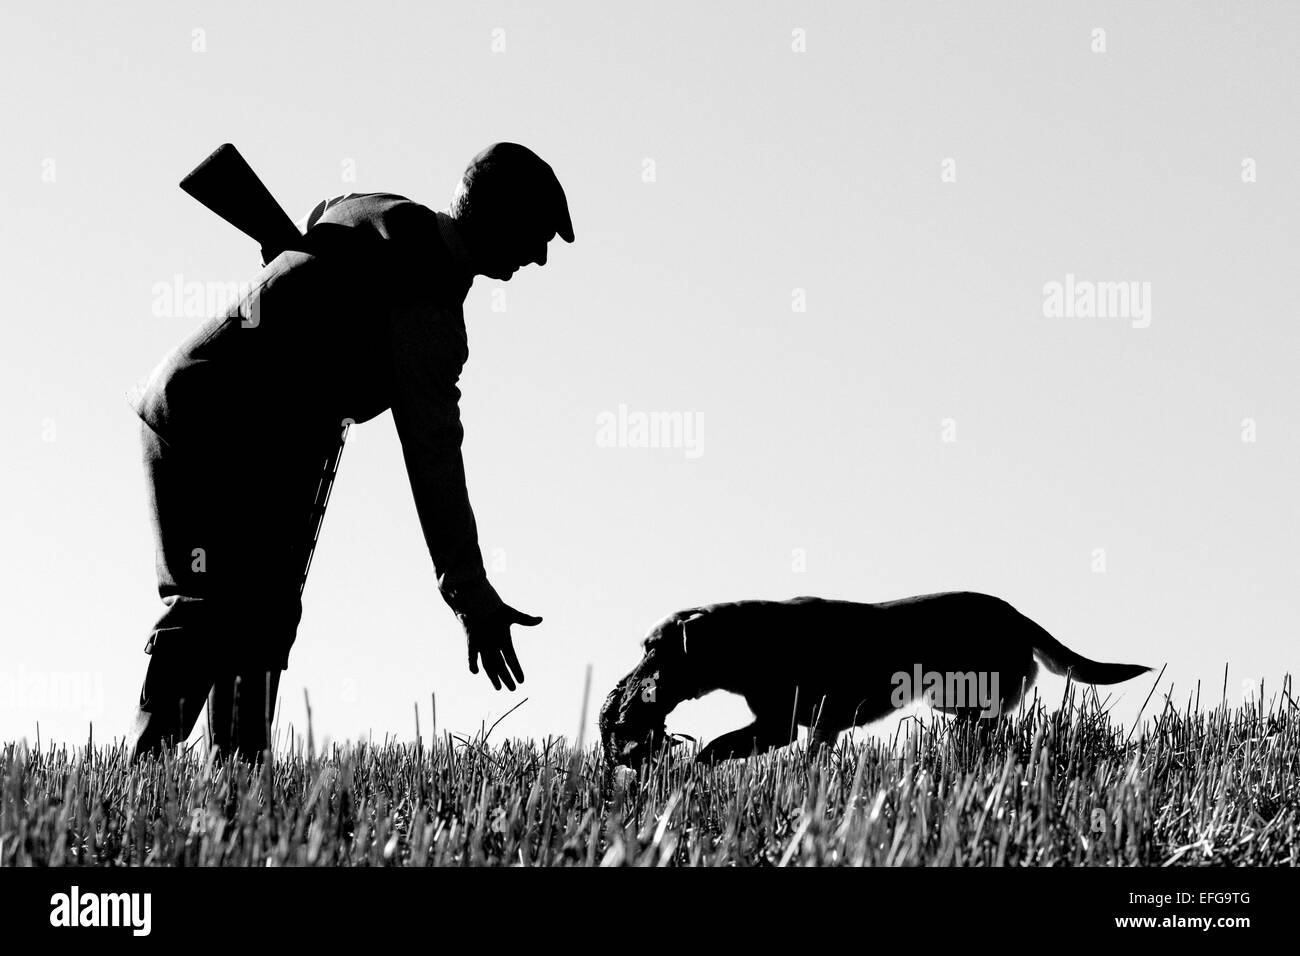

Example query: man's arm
[387,300,543,690]
[387,301,502,619]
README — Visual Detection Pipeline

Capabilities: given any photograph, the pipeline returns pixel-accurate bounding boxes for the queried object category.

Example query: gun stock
[180,143,301,265]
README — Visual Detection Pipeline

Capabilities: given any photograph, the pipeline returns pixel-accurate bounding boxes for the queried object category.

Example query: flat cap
[463,142,574,243]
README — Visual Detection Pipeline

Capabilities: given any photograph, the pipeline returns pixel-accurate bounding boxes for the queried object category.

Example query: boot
[207,666,283,758]
[127,636,216,761]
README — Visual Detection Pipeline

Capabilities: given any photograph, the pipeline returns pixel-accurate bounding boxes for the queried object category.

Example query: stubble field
[3,682,1296,867]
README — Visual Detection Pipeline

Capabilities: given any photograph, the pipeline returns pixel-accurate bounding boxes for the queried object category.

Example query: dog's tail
[1024,616,1151,685]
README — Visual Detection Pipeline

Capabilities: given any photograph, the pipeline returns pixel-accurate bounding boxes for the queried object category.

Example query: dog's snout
[598,687,616,728]
[599,677,630,752]
[599,664,674,766]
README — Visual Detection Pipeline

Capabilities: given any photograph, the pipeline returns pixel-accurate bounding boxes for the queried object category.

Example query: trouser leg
[129,421,325,761]
[205,581,304,757]
[128,421,226,760]
[128,617,220,760]
[204,434,321,756]
[207,667,283,756]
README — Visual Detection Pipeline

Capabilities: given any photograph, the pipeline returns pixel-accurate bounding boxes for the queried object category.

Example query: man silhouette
[126,143,573,759]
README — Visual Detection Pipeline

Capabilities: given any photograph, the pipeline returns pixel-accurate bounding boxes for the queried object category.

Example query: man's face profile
[477,212,555,281]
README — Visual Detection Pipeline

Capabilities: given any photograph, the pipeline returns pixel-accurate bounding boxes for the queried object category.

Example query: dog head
[599,610,707,767]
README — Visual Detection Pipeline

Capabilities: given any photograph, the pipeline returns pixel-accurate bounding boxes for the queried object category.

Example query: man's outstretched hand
[463,603,542,691]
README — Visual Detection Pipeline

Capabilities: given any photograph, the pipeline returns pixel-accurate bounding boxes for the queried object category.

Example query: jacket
[127,192,503,619]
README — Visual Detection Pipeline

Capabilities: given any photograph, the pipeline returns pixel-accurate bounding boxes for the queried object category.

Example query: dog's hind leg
[696,720,787,763]
[1000,658,1038,716]
[808,695,846,758]
[932,658,1039,722]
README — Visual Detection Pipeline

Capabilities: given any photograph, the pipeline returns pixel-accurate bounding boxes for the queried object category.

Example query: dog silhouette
[600,593,1151,764]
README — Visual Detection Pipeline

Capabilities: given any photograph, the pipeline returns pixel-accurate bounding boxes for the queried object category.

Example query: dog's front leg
[696,721,785,763]
[808,721,844,759]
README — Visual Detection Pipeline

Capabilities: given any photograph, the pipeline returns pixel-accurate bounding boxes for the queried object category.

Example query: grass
[2,679,1296,866]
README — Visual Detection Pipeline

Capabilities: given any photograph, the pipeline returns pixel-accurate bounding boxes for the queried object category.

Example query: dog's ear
[680,611,706,656]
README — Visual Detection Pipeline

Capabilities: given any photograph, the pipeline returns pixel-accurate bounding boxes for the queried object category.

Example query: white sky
[2,1,1297,750]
